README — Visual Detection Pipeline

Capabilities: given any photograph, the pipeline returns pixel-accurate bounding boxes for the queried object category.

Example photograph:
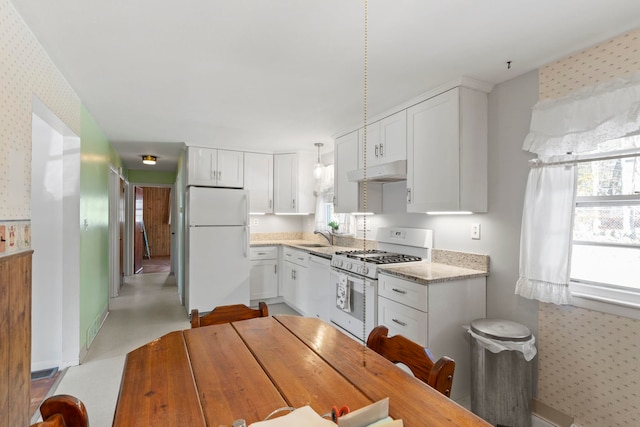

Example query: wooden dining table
[112,315,490,426]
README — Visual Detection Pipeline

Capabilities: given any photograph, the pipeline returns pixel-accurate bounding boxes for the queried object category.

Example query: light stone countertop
[250,240,354,259]
[251,239,489,284]
[378,260,488,285]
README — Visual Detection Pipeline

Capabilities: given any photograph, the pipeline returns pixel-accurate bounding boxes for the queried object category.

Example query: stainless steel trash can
[470,318,534,427]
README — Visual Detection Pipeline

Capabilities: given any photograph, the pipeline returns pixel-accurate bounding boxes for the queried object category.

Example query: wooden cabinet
[377,272,486,400]
[333,130,382,214]
[406,86,487,213]
[244,152,274,213]
[273,153,315,214]
[280,247,308,313]
[187,146,244,188]
[0,251,33,427]
[358,110,407,169]
[249,247,278,300]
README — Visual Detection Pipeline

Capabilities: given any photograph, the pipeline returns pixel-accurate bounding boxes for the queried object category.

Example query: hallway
[34,272,189,426]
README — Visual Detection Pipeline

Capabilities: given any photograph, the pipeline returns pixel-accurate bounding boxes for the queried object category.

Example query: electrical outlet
[252,218,259,226]
[471,223,481,240]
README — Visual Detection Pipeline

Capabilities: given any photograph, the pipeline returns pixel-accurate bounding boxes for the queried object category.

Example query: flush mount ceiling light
[313,142,324,180]
[142,155,157,165]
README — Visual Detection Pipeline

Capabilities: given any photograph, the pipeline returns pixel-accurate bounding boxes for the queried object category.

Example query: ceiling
[11,1,640,173]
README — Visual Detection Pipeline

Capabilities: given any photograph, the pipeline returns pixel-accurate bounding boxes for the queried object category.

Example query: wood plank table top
[112,316,490,426]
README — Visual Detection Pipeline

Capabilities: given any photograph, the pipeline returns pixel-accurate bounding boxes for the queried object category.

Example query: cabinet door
[358,121,381,169]
[407,88,460,212]
[294,265,309,316]
[217,150,244,188]
[379,110,407,163]
[334,131,359,213]
[273,154,296,213]
[187,147,217,186]
[245,153,273,213]
[250,259,278,299]
[281,261,296,304]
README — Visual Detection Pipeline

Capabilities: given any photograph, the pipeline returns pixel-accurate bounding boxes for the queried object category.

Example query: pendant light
[313,143,324,180]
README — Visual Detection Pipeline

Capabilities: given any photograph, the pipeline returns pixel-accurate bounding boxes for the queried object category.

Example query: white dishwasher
[307,254,332,322]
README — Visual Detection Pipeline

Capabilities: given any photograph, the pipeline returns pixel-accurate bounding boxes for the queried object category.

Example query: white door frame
[108,166,122,297]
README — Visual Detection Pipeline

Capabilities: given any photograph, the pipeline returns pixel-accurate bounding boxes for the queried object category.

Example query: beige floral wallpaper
[0,0,80,255]
[537,28,640,427]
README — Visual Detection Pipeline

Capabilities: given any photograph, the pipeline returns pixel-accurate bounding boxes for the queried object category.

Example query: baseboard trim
[532,399,574,427]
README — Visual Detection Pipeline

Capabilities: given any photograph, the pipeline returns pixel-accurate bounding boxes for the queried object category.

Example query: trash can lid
[470,318,532,342]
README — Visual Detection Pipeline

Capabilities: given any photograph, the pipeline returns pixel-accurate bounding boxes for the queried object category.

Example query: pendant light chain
[361,0,368,365]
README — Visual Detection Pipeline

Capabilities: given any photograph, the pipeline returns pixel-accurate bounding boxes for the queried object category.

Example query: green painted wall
[128,169,176,185]
[79,106,112,350]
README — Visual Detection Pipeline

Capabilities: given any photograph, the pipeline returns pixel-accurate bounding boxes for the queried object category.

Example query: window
[570,155,640,314]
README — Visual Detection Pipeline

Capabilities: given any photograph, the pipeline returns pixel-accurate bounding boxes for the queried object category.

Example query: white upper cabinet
[406,86,487,213]
[187,146,244,188]
[358,110,407,169]
[273,153,315,214]
[334,131,359,213]
[244,152,273,213]
[334,130,382,213]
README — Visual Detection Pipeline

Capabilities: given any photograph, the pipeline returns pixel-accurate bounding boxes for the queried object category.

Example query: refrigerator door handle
[243,226,249,258]
[243,193,249,226]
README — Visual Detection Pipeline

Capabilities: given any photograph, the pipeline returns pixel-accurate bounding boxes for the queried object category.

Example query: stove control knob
[345,262,352,270]
[336,260,343,268]
[362,266,369,275]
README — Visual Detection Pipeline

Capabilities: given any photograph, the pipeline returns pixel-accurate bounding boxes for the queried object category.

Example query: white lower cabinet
[280,247,308,314]
[377,272,486,401]
[250,247,278,300]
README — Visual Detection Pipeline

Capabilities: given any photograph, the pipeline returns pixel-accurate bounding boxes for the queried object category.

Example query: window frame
[569,153,640,319]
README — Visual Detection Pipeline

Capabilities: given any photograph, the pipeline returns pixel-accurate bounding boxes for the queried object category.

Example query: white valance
[523,72,640,158]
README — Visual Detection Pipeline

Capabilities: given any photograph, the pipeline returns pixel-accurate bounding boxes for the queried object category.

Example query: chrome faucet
[314,230,333,246]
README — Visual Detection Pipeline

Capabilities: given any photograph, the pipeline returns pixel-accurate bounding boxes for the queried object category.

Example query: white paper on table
[248,406,336,427]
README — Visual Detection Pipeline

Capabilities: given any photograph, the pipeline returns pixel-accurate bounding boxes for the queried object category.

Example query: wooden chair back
[31,394,89,427]
[191,302,269,328]
[367,325,455,397]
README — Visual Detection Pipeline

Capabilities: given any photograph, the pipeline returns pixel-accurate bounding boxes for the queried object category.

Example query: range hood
[347,160,407,182]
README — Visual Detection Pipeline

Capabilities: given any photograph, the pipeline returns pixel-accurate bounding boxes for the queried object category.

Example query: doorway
[132,185,172,275]
[30,99,81,373]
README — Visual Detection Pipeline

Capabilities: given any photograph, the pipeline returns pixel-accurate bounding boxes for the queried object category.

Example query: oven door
[329,268,377,342]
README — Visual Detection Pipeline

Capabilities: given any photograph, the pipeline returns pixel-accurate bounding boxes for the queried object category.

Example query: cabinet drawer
[378,273,428,312]
[378,296,428,346]
[250,246,278,260]
[282,247,308,267]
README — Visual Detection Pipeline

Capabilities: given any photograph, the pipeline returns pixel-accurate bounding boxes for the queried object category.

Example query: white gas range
[329,227,433,341]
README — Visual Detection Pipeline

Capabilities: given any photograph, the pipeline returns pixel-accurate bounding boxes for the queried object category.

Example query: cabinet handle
[257,252,267,255]
[379,143,384,157]
[292,198,296,209]
[392,288,407,294]
[297,256,304,261]
[218,170,222,180]
[269,199,272,209]
[392,318,407,327]
[333,196,337,205]
[375,145,379,157]
[407,188,412,203]
[293,269,297,279]
[274,265,277,274]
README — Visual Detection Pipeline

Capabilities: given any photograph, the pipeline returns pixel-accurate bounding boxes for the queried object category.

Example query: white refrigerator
[185,186,250,313]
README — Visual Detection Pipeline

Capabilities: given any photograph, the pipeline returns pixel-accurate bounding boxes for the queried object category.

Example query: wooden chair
[31,394,89,427]
[190,302,269,328]
[367,325,455,397]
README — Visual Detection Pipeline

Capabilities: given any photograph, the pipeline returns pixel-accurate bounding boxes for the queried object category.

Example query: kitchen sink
[297,243,329,248]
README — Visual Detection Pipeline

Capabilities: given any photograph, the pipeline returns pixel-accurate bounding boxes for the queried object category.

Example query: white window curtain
[517,71,640,305]
[516,165,575,304]
[314,164,334,231]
